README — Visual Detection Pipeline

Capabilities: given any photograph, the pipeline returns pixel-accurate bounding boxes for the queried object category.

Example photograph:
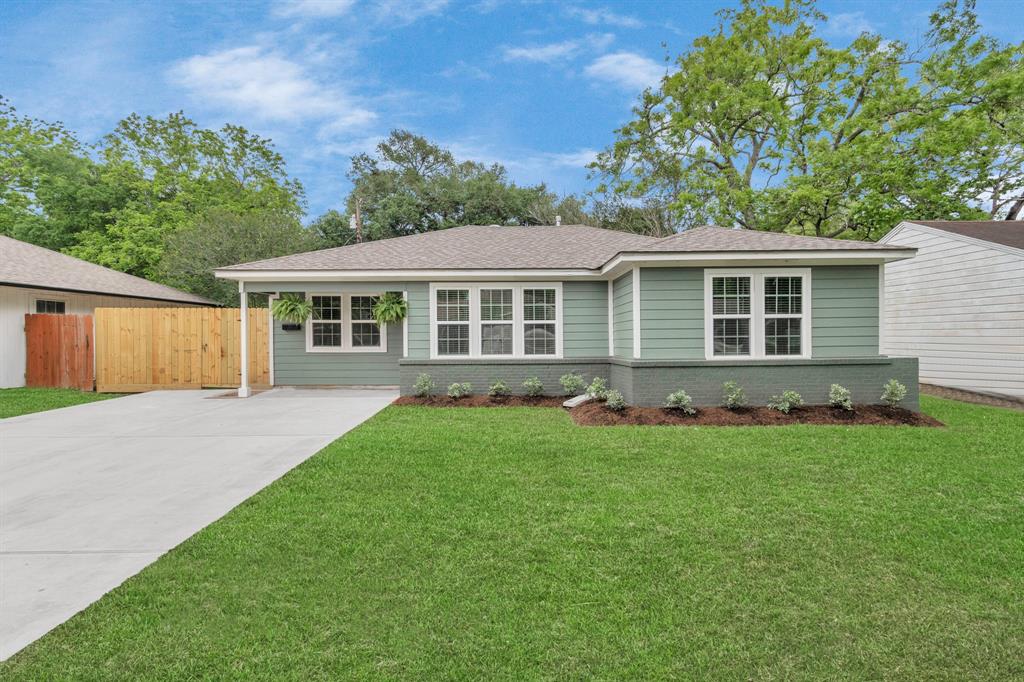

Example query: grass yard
[0,387,120,419]
[3,397,1022,679]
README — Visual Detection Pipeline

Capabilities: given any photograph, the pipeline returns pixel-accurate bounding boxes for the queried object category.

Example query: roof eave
[214,267,603,283]
[600,248,917,278]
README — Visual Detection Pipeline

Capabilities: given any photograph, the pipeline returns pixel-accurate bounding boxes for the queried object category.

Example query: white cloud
[502,33,614,63]
[584,51,663,91]
[168,45,375,130]
[825,12,875,38]
[440,60,491,80]
[566,6,642,29]
[272,0,357,18]
[374,0,450,26]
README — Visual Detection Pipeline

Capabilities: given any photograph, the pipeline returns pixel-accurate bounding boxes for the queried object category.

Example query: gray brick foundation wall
[400,356,919,410]
[399,358,610,396]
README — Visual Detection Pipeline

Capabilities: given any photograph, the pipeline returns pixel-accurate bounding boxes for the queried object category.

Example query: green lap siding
[811,266,880,357]
[274,320,402,385]
[639,268,703,359]
[405,283,430,359]
[612,273,633,359]
[563,281,609,357]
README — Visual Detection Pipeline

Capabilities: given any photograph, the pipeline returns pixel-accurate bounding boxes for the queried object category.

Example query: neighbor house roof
[217,224,914,276]
[903,220,1024,251]
[0,235,214,305]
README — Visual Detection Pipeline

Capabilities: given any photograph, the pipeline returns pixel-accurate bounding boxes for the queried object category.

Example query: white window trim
[703,268,812,361]
[33,296,68,314]
[429,282,563,359]
[305,292,388,353]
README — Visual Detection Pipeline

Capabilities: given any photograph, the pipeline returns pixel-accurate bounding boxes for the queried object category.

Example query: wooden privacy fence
[94,307,270,393]
[25,313,94,390]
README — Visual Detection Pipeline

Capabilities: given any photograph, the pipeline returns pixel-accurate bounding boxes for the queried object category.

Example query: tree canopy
[591,0,1024,238]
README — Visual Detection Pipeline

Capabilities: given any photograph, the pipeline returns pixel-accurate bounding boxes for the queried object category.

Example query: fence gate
[24,313,94,390]
[94,307,270,393]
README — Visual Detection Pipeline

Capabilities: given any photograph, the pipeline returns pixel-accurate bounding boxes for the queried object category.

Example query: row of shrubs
[412,372,908,413]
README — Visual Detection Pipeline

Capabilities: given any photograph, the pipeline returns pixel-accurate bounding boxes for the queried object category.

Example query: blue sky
[1,0,1018,220]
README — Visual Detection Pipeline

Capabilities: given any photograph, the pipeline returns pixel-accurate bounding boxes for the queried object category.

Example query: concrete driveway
[0,387,397,660]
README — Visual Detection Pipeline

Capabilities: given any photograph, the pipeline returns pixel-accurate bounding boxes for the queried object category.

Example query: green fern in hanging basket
[372,292,408,326]
[271,294,314,324]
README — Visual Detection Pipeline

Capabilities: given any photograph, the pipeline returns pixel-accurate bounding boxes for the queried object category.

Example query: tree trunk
[1006,197,1024,221]
[354,196,364,242]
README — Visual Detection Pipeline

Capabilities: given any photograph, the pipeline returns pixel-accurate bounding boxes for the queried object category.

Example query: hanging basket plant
[372,292,408,326]
[271,294,314,327]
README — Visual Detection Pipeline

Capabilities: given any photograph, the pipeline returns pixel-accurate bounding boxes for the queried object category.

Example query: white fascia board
[600,249,917,278]
[214,268,600,282]
[885,221,1024,257]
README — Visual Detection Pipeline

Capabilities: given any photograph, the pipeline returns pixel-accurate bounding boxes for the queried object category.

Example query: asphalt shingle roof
[905,220,1024,250]
[219,224,910,273]
[0,235,214,305]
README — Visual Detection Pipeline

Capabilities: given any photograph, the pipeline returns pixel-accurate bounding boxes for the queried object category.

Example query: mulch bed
[569,403,943,427]
[393,395,567,408]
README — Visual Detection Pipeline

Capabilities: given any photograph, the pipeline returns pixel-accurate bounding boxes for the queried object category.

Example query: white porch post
[238,280,251,398]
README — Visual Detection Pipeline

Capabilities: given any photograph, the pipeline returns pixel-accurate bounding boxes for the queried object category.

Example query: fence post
[238,281,251,398]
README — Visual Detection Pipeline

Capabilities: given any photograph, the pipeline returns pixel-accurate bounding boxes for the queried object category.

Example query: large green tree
[592,0,1023,238]
[159,209,321,306]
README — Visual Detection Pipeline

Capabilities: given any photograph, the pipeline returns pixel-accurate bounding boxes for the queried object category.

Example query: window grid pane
[351,296,377,321]
[311,295,341,321]
[437,289,469,322]
[351,322,381,347]
[438,324,469,355]
[765,318,801,355]
[524,323,556,355]
[481,323,513,355]
[312,322,342,347]
[524,289,556,321]
[765,277,802,315]
[480,289,513,321]
[35,300,66,314]
[713,318,750,356]
[712,277,751,315]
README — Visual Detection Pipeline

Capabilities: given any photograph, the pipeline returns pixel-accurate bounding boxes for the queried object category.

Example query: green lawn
[0,387,120,419]
[3,397,1022,679]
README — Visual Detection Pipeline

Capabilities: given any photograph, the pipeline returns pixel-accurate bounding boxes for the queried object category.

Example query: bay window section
[523,288,556,355]
[310,295,342,348]
[436,289,470,356]
[480,288,513,355]
[705,270,810,360]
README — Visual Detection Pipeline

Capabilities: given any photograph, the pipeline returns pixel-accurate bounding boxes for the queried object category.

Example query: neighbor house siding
[563,281,609,358]
[811,265,879,358]
[612,273,633,359]
[882,224,1024,398]
[639,267,703,360]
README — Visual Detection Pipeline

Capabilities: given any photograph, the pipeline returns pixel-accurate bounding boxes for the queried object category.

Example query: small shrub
[488,380,511,398]
[522,376,544,397]
[586,377,609,400]
[604,389,626,411]
[767,390,804,414]
[664,389,696,415]
[722,381,746,410]
[828,384,853,411]
[559,373,586,396]
[447,382,472,399]
[881,378,908,408]
[412,373,435,398]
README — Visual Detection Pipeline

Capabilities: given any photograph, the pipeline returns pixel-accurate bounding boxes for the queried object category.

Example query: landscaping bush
[586,377,609,400]
[664,389,696,415]
[829,384,854,411]
[604,389,626,411]
[559,373,586,396]
[413,373,436,398]
[447,382,472,399]
[767,390,804,414]
[522,377,544,397]
[488,380,511,398]
[881,378,908,407]
[722,381,746,409]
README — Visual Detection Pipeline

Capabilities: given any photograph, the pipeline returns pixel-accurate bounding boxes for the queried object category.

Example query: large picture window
[306,292,388,353]
[430,284,561,359]
[704,270,810,360]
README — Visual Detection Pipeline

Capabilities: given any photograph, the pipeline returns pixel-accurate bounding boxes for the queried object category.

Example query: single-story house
[880,220,1024,399]
[0,235,213,388]
[215,225,920,408]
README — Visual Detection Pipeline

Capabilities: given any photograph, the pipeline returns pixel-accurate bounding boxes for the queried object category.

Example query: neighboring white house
[0,235,213,388]
[880,220,1024,399]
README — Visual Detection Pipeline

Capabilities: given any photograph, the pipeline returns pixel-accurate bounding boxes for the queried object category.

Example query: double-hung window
[705,269,810,360]
[307,293,387,352]
[431,284,561,358]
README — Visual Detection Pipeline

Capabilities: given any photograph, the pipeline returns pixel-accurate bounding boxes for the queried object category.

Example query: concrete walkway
[0,387,397,660]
